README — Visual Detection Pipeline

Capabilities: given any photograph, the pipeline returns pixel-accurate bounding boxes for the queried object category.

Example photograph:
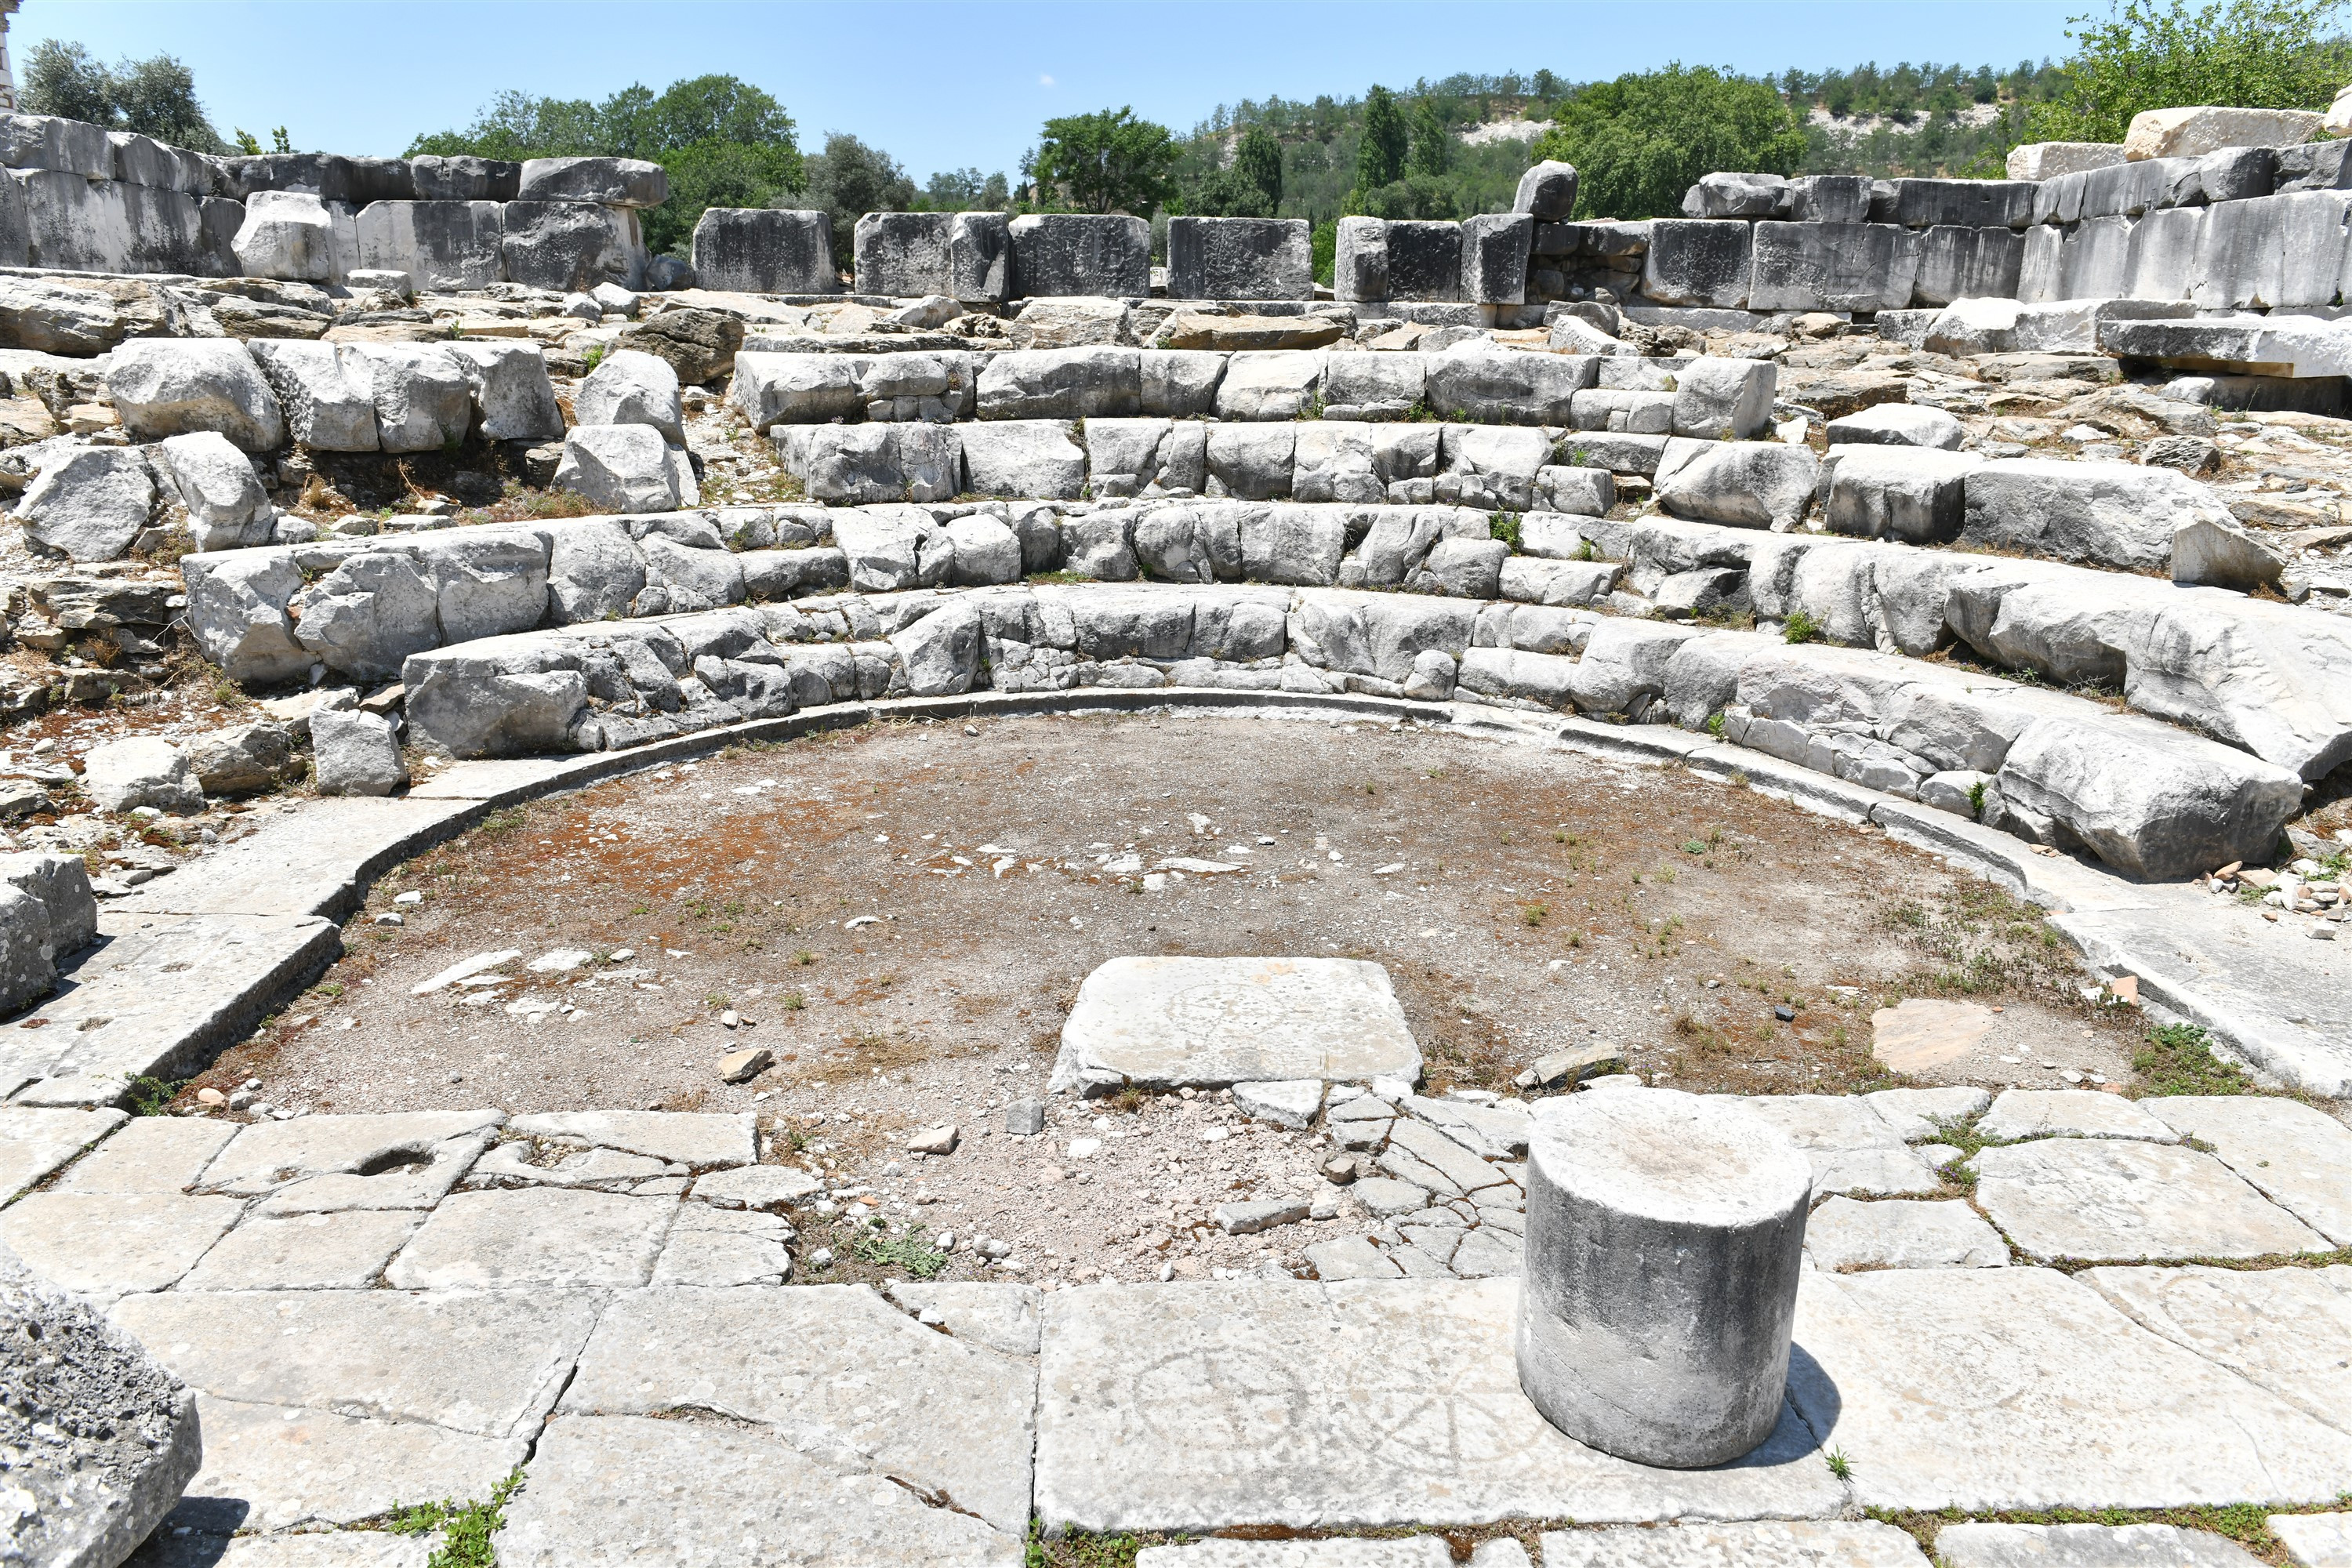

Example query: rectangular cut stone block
[1033,1279,1842,1531]
[1461,213,1534,304]
[1789,1267,2352,1510]
[691,208,840,295]
[1334,217,1465,302]
[1976,1087,2174,1142]
[385,1188,674,1288]
[174,1394,528,1534]
[1010,214,1150,297]
[2141,1096,2352,1245]
[1167,216,1312,300]
[1974,1139,2329,1261]
[1875,180,2038,230]
[354,200,503,292]
[2060,216,2137,299]
[1049,956,1423,1092]
[1642,221,1751,309]
[2125,206,2205,300]
[1,1190,241,1297]
[1806,1196,2008,1271]
[0,1105,125,1198]
[950,212,1014,301]
[55,1116,231,1195]
[558,1283,1036,1533]
[855,210,953,297]
[1912,226,2025,307]
[1748,223,1922,312]
[176,1210,422,1290]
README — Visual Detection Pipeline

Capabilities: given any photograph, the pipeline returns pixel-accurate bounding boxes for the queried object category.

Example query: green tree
[21,39,228,151]
[1355,173,1461,220]
[1409,96,1452,176]
[1232,125,1283,212]
[1530,64,1807,220]
[2026,0,2352,143]
[802,132,916,262]
[1033,105,1179,213]
[1356,85,1409,189]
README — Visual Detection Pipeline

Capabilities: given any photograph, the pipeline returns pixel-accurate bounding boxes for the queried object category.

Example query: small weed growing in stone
[125,1075,183,1116]
[1489,512,1522,550]
[851,1223,951,1279]
[388,1466,524,1568]
[1783,611,1822,645]
[1826,1449,1853,1480]
[1521,903,1548,927]
[793,950,818,965]
[781,991,806,1011]
[2132,1022,2251,1097]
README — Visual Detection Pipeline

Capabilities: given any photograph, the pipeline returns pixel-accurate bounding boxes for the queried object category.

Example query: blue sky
[26,2,2082,176]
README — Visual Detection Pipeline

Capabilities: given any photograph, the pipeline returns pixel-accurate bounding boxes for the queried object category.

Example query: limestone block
[154,430,274,550]
[1010,213,1150,297]
[1748,222,1923,312]
[949,211,1014,301]
[0,1239,202,1566]
[1294,423,1383,504]
[2125,106,2324,162]
[106,339,285,452]
[1938,1523,2259,1568]
[517,156,667,208]
[978,346,1142,419]
[554,424,695,513]
[1824,447,1979,544]
[1826,403,1964,449]
[1912,225,2026,307]
[2100,314,2352,376]
[249,338,379,450]
[1545,1524,1929,1567]
[1514,161,1579,220]
[1166,216,1313,300]
[1994,711,2303,879]
[354,198,504,292]
[831,508,954,592]
[575,347,683,443]
[1440,423,1549,510]
[336,343,469,454]
[1210,350,1323,420]
[183,720,296,797]
[1977,1088,2178,1143]
[445,339,564,442]
[1874,179,2039,230]
[690,207,838,294]
[82,735,203,815]
[410,154,521,201]
[2172,515,2285,591]
[233,189,337,280]
[2009,142,2126,180]
[1334,218,1462,302]
[0,114,114,178]
[1806,1196,2007,1271]
[854,211,951,296]
[1787,175,1873,223]
[501,200,647,293]
[1205,424,1297,501]
[1668,355,1774,439]
[1654,437,1817,530]
[1517,1089,1809,1467]
[1534,466,1613,515]
[1424,343,1589,426]
[1962,458,2231,572]
[959,419,1086,499]
[1641,220,1751,309]
[1051,956,1421,1092]
[15,445,157,562]
[1569,389,1675,434]
[310,707,407,797]
[731,350,862,429]
[2142,1097,2352,1246]
[1090,418,1207,499]
[1682,173,1787,218]
[1461,213,1534,304]
[2058,216,2136,299]
[1140,348,1226,415]
[0,853,95,959]
[2017,225,2065,303]
[1975,1138,2328,1261]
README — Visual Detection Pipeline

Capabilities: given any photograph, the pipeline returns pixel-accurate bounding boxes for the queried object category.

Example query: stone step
[393,577,2299,883]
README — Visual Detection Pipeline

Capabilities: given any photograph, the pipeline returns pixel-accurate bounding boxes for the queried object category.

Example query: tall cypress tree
[1356,85,1408,191]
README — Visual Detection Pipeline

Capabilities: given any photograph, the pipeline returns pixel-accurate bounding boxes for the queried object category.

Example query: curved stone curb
[12,688,2344,1109]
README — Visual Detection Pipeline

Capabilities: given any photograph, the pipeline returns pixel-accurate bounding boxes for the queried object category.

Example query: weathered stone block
[355,199,505,292]
[1641,220,1751,309]
[854,211,952,297]
[1010,214,1150,297]
[1166,216,1312,300]
[516,156,667,208]
[410,154,522,201]
[1461,213,1534,305]
[690,208,839,295]
[501,201,646,293]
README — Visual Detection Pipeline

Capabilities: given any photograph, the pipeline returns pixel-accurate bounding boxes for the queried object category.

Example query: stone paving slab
[1540,1523,1929,1566]
[886,1279,1043,1356]
[1033,1278,1842,1532]
[1806,1197,2009,1271]
[2142,1097,2352,1247]
[105,797,484,920]
[1863,1087,1991,1141]
[196,1111,506,1198]
[132,1532,435,1566]
[1934,1521,2261,1565]
[172,1395,528,1533]
[2082,1265,2352,1436]
[497,1414,1022,1568]
[113,1288,600,1437]
[1051,956,1424,1092]
[1976,1090,2177,1144]
[383,1188,673,1288]
[1974,1140,2329,1261]
[0,1105,124,1197]
[0,914,341,1108]
[558,1283,1036,1534]
[176,1211,423,1291]
[1715,1095,1941,1197]
[506,1109,757,1167]
[652,1206,793,1286]
[1788,1268,2352,1510]
[2270,1513,2352,1567]
[1138,1541,1453,1568]
[1,1190,243,1298]
[58,1116,237,1194]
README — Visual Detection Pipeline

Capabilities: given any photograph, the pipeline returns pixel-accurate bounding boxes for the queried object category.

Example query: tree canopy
[1031,106,1179,213]
[803,133,916,260]
[408,74,804,254]
[21,40,227,152]
[2026,0,2352,143]
[1530,64,1807,219]
[1355,85,1410,191]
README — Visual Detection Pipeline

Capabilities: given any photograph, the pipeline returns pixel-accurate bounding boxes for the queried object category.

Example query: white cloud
[1038,74,1055,87]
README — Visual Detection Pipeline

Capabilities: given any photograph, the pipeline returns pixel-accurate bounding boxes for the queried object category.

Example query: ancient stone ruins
[1,74,2351,1568]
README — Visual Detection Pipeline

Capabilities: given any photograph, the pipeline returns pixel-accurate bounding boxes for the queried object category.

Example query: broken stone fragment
[717,1047,772,1085]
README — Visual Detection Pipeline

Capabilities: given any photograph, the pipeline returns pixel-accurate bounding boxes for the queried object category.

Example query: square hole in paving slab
[1048,956,1424,1094]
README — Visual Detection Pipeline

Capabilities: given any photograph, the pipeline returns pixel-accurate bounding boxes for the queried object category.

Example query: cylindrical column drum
[1515,1087,1812,1468]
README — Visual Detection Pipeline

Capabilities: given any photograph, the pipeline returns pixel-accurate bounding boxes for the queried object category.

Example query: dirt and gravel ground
[156,710,2147,1283]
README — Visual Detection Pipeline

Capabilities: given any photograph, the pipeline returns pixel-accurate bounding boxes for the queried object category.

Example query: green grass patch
[850,1221,951,1279]
[2132,1021,2252,1097]
[387,1467,524,1568]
